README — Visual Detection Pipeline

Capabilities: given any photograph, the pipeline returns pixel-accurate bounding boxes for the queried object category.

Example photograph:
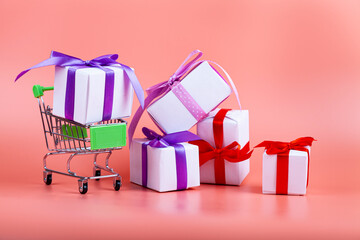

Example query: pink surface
[1,0,359,239]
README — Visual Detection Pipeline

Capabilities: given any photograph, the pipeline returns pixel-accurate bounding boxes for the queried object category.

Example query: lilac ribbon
[172,83,207,121]
[141,127,200,190]
[15,51,145,121]
[128,50,242,145]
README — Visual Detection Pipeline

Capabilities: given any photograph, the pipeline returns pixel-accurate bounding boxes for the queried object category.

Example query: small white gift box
[130,138,200,192]
[255,137,314,195]
[262,147,310,195]
[196,109,250,185]
[147,61,231,134]
[53,66,134,125]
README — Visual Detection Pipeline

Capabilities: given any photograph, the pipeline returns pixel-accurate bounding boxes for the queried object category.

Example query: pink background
[1,0,359,239]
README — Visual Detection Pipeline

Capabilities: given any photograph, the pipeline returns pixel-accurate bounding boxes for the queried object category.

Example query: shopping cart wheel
[94,169,101,181]
[78,180,88,194]
[43,171,52,185]
[114,179,121,191]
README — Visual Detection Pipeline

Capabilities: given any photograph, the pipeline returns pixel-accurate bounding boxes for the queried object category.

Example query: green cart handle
[33,85,54,98]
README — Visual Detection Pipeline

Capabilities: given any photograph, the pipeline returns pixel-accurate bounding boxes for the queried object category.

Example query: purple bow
[128,50,204,144]
[141,127,200,190]
[142,127,200,147]
[15,51,145,109]
[145,50,203,97]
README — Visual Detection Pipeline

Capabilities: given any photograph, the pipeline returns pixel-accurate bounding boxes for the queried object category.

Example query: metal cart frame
[34,85,124,194]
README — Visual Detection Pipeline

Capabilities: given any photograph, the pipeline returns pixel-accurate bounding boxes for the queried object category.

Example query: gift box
[147,61,231,133]
[128,50,241,143]
[191,109,253,185]
[53,65,133,125]
[15,51,145,125]
[130,128,200,192]
[255,137,315,195]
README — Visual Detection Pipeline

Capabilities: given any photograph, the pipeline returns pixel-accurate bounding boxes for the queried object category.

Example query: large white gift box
[196,109,250,185]
[130,139,200,192]
[53,66,134,125]
[262,146,310,195]
[147,61,231,134]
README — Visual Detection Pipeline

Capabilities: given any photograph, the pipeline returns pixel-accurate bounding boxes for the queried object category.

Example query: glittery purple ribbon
[15,51,145,121]
[140,127,200,190]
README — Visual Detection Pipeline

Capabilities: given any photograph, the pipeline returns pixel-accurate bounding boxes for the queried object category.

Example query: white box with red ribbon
[192,109,251,185]
[255,137,315,195]
[262,147,310,195]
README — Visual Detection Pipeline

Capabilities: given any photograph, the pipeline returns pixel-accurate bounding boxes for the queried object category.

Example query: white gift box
[196,109,250,185]
[147,61,231,134]
[262,146,310,195]
[130,138,200,192]
[53,66,134,125]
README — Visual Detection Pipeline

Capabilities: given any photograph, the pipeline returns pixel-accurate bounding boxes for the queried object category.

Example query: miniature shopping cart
[33,85,125,194]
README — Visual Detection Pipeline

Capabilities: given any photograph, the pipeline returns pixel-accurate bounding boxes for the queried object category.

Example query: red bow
[190,140,253,166]
[255,137,315,155]
[255,137,315,194]
[190,109,253,184]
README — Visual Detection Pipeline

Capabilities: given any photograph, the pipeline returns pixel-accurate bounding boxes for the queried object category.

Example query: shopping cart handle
[33,85,54,98]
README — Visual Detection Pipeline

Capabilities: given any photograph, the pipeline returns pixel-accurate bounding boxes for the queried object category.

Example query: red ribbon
[254,137,315,194]
[190,109,253,184]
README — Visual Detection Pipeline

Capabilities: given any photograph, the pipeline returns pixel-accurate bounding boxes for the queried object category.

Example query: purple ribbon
[128,50,242,145]
[172,83,207,121]
[15,51,145,121]
[141,127,200,190]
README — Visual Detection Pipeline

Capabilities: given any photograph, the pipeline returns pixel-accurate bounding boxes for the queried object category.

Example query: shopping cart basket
[33,85,126,194]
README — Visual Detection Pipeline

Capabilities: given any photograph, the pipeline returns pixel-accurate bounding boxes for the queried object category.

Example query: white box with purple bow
[146,61,232,134]
[130,128,200,192]
[15,51,144,126]
[53,65,134,125]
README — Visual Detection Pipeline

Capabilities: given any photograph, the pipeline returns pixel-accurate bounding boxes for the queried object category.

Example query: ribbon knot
[83,60,101,68]
[287,143,293,150]
[167,74,179,87]
[214,148,222,156]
